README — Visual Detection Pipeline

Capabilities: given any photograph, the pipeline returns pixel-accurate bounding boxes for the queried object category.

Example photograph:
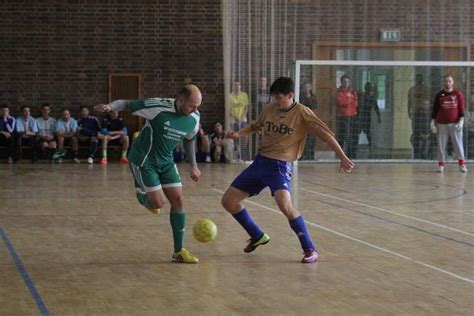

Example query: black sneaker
[244,233,270,253]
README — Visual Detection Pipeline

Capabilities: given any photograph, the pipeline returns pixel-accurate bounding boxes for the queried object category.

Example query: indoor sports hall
[1,1,473,315]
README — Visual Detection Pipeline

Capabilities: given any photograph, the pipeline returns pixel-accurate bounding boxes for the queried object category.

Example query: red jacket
[336,88,358,117]
[432,89,464,124]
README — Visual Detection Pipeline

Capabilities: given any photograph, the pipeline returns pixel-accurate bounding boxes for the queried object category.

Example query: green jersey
[128,97,200,166]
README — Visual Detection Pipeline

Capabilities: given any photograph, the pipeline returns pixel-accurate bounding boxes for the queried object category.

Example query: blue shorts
[231,155,293,196]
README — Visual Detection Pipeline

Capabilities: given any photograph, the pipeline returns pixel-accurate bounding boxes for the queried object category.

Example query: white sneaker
[459,165,467,173]
[87,157,93,164]
[205,156,211,163]
[73,158,80,164]
[437,166,444,173]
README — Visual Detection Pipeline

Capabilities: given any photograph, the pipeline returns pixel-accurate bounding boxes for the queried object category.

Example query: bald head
[176,84,202,115]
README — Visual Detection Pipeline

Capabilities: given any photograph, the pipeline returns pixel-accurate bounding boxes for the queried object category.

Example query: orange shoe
[100,158,108,165]
[120,157,129,164]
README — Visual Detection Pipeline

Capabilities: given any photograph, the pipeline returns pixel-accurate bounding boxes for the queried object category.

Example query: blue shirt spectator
[37,117,57,136]
[16,115,38,134]
[101,115,126,133]
[37,103,57,137]
[16,105,39,162]
[0,105,16,162]
[56,116,78,133]
[0,113,15,133]
[77,111,101,137]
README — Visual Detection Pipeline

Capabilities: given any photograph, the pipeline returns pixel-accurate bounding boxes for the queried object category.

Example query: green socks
[122,150,127,158]
[102,149,107,158]
[170,210,186,252]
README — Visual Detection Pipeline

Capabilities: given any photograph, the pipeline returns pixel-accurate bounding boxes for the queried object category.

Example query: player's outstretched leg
[222,187,269,253]
[289,216,318,263]
[233,208,270,253]
[170,209,198,263]
[275,190,318,263]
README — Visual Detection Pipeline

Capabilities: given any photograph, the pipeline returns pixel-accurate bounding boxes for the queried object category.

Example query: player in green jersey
[94,85,202,263]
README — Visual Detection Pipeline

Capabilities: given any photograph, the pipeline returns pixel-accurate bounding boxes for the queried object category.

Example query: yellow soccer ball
[193,219,218,243]
[133,131,140,139]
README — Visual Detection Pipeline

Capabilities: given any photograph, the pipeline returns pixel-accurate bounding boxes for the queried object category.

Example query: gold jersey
[240,102,335,162]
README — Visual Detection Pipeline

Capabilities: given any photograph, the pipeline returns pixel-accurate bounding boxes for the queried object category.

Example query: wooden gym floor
[0,162,473,315]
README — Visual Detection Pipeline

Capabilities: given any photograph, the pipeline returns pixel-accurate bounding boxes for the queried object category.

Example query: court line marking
[212,189,474,284]
[301,188,474,237]
[313,197,474,247]
[0,227,50,316]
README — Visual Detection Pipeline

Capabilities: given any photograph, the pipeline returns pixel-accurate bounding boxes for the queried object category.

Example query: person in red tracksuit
[431,75,467,173]
[336,75,359,159]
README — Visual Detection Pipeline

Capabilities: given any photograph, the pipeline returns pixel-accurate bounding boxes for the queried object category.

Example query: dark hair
[341,75,349,82]
[0,104,8,109]
[269,77,294,95]
[41,103,50,108]
[20,105,30,111]
[79,105,89,112]
[60,108,70,113]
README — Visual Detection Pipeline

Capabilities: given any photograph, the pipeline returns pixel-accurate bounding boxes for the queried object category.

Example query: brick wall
[1,0,472,133]
[0,0,224,131]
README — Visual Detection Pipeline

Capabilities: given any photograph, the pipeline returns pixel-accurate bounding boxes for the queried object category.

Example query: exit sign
[380,29,401,42]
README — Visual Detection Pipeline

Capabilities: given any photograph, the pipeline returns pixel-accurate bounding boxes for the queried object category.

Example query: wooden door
[108,73,143,135]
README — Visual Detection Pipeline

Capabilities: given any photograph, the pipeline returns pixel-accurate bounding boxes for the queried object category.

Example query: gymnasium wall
[0,0,224,130]
[225,0,472,86]
[223,0,473,159]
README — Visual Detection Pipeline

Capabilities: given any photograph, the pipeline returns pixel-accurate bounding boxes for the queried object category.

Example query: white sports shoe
[437,166,444,173]
[459,165,467,173]
[73,158,80,164]
[87,157,93,164]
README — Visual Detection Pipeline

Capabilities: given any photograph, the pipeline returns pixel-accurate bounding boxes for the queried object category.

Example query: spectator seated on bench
[99,111,129,165]
[0,104,16,163]
[53,108,79,163]
[77,106,101,165]
[195,123,211,163]
[16,105,39,162]
[210,121,233,163]
[36,103,57,160]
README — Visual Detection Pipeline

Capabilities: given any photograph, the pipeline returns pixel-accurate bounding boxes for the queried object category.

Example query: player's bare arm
[326,135,355,173]
[94,100,128,113]
[226,124,256,139]
[94,103,111,113]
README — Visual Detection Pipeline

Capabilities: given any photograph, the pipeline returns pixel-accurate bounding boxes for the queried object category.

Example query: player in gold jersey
[222,77,354,263]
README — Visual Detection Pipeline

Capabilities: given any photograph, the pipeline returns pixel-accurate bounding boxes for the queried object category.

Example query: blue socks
[232,208,263,239]
[289,216,315,251]
[232,209,315,250]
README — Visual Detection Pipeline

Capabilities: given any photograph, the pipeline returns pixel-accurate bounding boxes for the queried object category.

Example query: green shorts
[129,161,182,193]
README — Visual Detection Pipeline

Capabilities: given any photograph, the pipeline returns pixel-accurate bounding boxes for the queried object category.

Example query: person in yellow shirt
[222,77,354,263]
[229,81,250,159]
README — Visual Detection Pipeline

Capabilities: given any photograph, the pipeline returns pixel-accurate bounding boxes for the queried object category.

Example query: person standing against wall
[431,75,467,173]
[335,75,358,159]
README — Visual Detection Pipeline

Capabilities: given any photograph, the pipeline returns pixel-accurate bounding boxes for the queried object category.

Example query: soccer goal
[293,60,473,162]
